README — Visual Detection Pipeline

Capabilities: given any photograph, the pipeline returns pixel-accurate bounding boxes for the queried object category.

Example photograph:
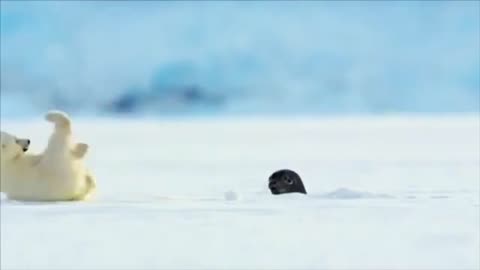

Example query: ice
[1,116,479,269]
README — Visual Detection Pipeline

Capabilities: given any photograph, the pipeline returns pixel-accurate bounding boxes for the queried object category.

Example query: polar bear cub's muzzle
[15,138,30,152]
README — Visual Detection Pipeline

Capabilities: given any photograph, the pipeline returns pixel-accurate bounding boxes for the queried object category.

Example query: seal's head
[268,169,307,195]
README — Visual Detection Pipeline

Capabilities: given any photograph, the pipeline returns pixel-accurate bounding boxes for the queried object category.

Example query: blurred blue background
[1,1,479,117]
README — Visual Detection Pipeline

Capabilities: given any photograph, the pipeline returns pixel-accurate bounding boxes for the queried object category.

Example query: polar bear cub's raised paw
[72,143,89,158]
[45,110,71,128]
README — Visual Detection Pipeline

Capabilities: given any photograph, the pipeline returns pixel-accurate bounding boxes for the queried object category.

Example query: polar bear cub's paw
[72,143,89,158]
[45,110,71,128]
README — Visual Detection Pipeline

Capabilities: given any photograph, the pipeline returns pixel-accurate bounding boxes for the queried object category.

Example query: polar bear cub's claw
[45,110,71,128]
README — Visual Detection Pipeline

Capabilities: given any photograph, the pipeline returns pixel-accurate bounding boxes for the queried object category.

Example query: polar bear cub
[0,111,96,201]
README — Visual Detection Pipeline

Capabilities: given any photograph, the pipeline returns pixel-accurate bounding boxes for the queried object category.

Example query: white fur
[0,111,96,201]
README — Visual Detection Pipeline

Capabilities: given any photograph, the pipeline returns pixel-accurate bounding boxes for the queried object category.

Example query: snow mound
[224,190,240,201]
[319,188,395,199]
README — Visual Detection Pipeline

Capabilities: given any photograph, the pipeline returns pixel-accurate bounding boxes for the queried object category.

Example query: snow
[1,116,479,270]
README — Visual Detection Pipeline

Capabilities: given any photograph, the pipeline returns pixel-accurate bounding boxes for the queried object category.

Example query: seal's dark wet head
[268,169,307,195]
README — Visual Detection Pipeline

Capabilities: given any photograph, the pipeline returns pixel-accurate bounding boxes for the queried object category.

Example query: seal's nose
[268,181,277,189]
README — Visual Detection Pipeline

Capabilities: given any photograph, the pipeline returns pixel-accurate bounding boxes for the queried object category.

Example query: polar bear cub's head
[0,131,30,162]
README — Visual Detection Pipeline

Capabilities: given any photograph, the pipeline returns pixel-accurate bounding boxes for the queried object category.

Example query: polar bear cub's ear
[71,143,89,158]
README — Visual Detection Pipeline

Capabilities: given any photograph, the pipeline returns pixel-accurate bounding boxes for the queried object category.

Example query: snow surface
[1,116,479,270]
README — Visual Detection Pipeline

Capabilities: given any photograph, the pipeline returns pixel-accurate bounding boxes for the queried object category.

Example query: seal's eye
[283,175,294,185]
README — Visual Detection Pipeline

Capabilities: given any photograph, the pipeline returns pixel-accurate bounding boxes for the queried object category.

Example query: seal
[268,169,307,195]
